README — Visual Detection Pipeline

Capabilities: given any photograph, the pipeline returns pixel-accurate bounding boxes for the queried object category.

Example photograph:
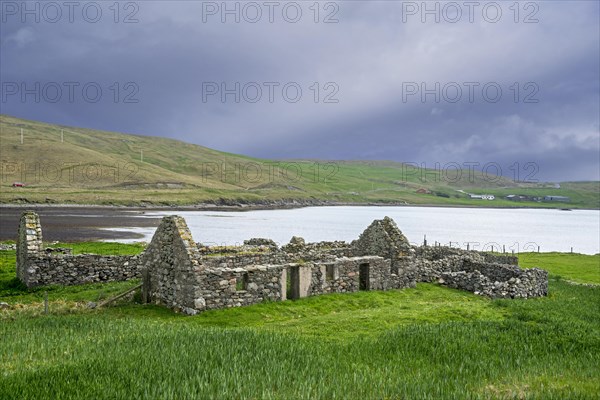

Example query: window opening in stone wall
[326,264,337,281]
[236,272,249,291]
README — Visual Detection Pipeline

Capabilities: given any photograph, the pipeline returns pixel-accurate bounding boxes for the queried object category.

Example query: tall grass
[1,280,598,399]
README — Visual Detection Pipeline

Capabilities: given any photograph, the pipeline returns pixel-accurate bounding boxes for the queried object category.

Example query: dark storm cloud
[1,0,598,181]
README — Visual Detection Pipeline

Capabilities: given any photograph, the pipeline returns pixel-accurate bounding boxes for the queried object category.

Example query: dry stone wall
[353,216,415,280]
[194,264,287,312]
[354,216,412,259]
[201,253,289,269]
[16,211,140,288]
[138,215,203,314]
[16,211,43,286]
[23,254,139,287]
[190,256,405,315]
[440,267,548,298]
[306,256,399,295]
[409,246,546,298]
[441,260,548,298]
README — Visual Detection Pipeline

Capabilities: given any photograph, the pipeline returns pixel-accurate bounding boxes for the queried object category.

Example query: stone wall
[306,256,401,295]
[193,264,287,312]
[138,215,203,314]
[414,245,518,265]
[198,243,274,256]
[409,247,546,298]
[441,264,548,298]
[353,217,412,261]
[23,254,140,287]
[353,217,417,282]
[16,211,43,286]
[190,255,409,314]
[201,253,289,269]
[200,240,354,270]
[298,241,356,259]
[482,253,519,265]
[16,211,140,288]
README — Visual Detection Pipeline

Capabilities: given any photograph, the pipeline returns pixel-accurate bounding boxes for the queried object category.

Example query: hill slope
[1,115,598,208]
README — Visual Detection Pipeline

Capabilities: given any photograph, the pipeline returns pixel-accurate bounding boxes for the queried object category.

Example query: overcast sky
[1,0,599,181]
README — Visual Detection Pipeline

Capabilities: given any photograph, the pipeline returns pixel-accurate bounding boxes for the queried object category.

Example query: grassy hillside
[0,244,599,398]
[1,115,598,208]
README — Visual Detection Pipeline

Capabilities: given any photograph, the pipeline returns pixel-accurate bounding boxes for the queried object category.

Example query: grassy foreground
[0,244,599,399]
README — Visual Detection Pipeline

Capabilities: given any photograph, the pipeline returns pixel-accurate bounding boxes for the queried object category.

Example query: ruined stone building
[16,211,548,315]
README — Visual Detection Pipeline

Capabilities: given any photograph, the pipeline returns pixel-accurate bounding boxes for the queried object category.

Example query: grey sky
[1,0,598,181]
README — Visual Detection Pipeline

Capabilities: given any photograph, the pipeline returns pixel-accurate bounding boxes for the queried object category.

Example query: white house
[469,194,495,200]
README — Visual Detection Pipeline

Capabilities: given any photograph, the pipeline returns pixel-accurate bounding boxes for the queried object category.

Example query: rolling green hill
[1,115,598,208]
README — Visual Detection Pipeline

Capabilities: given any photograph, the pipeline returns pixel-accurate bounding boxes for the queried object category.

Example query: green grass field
[519,252,600,284]
[1,244,599,399]
[2,114,598,208]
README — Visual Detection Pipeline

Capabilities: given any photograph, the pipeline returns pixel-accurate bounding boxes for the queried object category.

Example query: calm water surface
[128,206,600,255]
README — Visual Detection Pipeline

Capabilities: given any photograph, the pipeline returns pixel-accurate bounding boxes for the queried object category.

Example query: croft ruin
[16,211,548,314]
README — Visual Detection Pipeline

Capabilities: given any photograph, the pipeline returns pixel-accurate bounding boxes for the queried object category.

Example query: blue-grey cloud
[1,0,598,181]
